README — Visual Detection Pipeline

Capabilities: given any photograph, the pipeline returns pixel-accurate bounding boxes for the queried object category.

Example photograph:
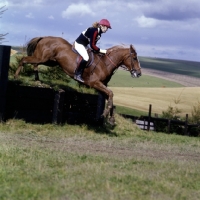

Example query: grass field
[108,69,183,88]
[0,116,200,200]
[139,56,200,78]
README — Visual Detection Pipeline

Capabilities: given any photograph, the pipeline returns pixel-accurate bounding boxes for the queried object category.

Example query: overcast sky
[1,0,200,62]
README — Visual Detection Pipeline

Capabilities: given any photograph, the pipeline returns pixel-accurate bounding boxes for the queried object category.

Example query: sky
[1,0,200,62]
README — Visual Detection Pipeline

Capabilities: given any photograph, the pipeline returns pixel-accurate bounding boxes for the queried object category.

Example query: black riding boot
[74,59,87,83]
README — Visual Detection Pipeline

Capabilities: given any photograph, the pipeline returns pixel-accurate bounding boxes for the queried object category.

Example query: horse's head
[122,45,142,78]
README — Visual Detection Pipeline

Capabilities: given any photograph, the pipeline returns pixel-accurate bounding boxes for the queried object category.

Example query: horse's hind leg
[14,56,44,80]
[33,64,39,81]
[14,57,25,79]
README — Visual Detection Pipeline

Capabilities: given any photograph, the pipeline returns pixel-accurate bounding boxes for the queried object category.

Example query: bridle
[106,45,141,77]
[128,46,141,77]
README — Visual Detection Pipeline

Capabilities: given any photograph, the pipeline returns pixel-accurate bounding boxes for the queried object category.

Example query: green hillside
[139,56,200,78]
[108,70,183,87]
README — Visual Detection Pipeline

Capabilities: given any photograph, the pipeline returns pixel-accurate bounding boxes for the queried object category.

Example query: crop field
[108,69,200,116]
[110,86,200,116]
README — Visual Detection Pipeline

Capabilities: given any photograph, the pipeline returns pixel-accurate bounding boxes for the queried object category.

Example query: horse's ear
[130,44,136,54]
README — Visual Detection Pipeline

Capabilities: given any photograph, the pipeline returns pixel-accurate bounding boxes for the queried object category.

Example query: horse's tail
[26,37,43,56]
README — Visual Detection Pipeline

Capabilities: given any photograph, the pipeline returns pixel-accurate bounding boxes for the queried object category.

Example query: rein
[90,52,118,75]
[105,47,136,73]
[90,45,141,75]
[106,53,118,67]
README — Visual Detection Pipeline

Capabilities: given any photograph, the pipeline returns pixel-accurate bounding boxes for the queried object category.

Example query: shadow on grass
[85,122,118,137]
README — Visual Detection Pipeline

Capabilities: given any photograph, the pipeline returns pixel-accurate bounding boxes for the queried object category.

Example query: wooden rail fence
[121,104,200,137]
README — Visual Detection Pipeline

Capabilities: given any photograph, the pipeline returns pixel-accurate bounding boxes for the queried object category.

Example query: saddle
[72,43,94,68]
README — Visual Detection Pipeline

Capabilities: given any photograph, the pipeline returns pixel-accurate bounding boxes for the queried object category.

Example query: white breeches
[74,41,89,61]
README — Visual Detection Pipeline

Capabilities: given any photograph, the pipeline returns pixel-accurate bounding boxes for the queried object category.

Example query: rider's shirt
[75,27,102,52]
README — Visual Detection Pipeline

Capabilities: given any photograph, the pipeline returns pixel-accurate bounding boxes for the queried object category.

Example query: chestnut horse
[15,36,142,124]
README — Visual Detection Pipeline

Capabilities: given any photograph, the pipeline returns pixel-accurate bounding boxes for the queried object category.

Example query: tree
[0,6,8,44]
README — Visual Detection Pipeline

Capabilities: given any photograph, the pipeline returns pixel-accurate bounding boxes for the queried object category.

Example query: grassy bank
[0,115,200,200]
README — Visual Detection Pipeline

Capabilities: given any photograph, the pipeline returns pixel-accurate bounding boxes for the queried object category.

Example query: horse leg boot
[74,59,87,83]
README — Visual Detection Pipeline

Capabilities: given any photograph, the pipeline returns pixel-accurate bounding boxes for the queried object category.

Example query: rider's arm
[89,29,100,52]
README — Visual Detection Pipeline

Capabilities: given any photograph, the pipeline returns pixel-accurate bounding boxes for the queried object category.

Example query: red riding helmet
[99,19,112,29]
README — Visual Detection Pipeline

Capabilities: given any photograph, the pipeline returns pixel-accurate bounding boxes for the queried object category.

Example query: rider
[74,19,112,83]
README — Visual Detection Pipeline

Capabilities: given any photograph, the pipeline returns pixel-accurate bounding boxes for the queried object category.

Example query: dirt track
[2,134,200,163]
[142,68,200,87]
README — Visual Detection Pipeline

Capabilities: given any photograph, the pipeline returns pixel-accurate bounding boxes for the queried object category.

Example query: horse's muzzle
[131,70,142,78]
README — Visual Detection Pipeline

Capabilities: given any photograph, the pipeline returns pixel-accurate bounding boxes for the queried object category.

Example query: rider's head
[99,19,112,33]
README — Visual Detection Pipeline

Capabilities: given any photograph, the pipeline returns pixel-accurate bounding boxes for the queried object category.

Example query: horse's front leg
[102,88,113,118]
[108,105,116,125]
[93,82,113,118]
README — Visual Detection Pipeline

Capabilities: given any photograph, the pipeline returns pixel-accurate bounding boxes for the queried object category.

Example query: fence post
[148,104,152,131]
[168,119,171,133]
[52,89,65,124]
[96,91,105,124]
[143,118,146,130]
[0,45,11,122]
[184,114,189,136]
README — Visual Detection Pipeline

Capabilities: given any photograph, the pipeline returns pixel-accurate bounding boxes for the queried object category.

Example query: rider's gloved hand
[99,49,107,54]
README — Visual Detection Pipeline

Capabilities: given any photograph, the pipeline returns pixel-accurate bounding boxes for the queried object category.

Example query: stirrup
[74,75,84,83]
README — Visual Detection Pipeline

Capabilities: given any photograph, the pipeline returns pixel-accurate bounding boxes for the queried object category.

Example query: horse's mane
[108,44,136,53]
[108,44,126,50]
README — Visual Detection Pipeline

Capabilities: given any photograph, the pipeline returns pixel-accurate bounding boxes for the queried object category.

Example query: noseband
[122,46,141,77]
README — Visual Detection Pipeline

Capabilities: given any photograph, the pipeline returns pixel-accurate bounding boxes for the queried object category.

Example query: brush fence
[4,82,105,125]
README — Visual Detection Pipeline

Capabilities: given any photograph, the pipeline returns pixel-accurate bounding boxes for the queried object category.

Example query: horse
[14,36,142,125]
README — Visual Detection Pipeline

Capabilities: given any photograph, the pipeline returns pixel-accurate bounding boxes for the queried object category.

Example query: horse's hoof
[108,117,116,126]
[102,110,109,118]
